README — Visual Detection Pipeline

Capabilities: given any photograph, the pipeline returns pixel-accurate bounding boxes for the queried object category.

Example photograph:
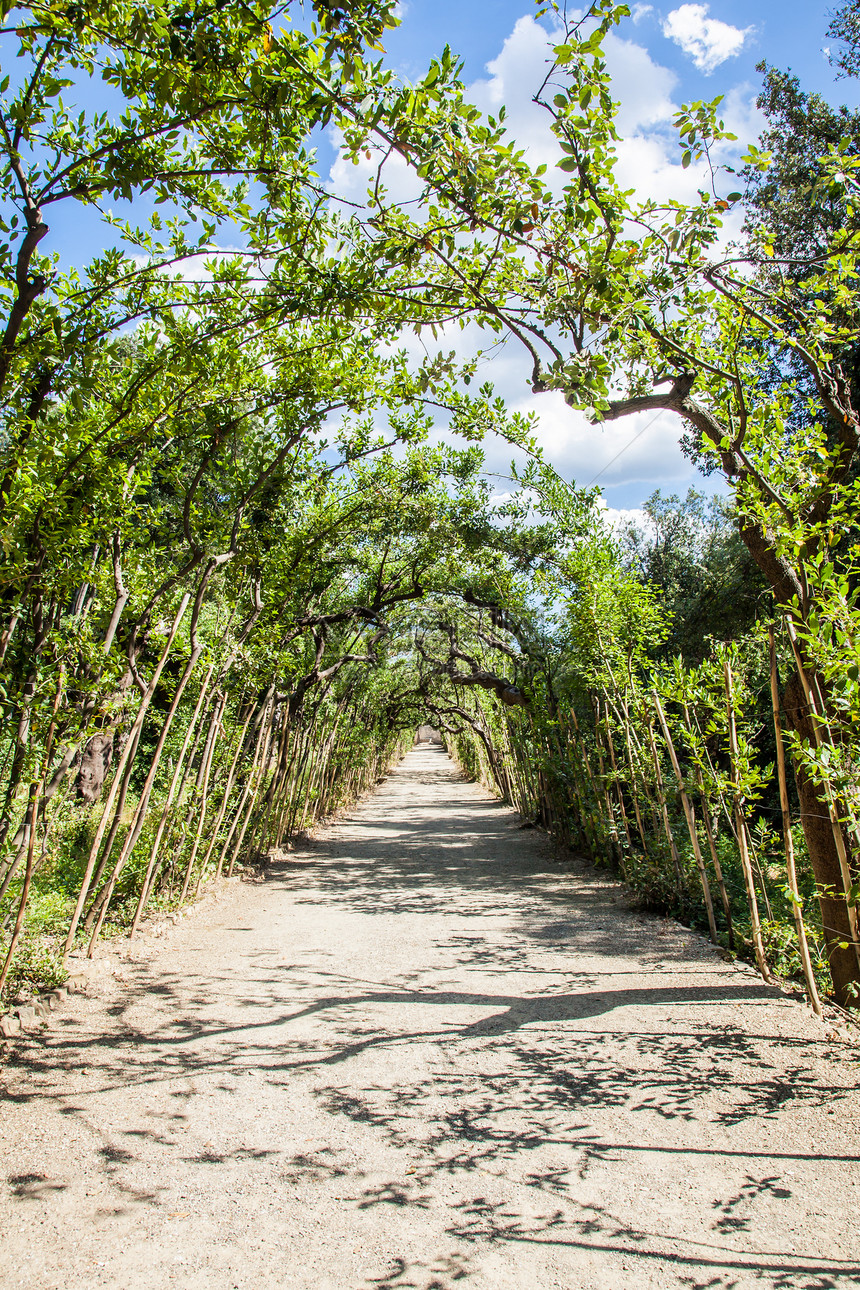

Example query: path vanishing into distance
[2,745,860,1290]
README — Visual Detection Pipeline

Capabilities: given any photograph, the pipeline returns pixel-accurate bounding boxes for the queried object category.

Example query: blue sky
[14,1,860,517]
[384,0,859,106]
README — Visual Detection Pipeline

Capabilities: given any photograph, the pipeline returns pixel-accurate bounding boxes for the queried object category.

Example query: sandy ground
[1,744,859,1290]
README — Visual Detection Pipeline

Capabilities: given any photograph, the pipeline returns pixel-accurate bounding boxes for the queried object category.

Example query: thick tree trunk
[782,670,859,1006]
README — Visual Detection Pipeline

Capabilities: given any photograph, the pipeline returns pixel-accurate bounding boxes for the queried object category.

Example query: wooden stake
[227,697,277,875]
[0,781,39,996]
[769,628,823,1015]
[645,716,684,893]
[591,697,622,869]
[206,701,256,879]
[653,691,718,943]
[63,593,190,959]
[602,696,635,855]
[724,657,771,981]
[129,663,215,935]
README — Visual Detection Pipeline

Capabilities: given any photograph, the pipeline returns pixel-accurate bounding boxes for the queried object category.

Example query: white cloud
[418,21,760,490]
[467,18,762,209]
[381,318,698,490]
[322,15,759,503]
[604,31,678,135]
[466,18,761,221]
[662,4,751,74]
[631,4,654,21]
[326,133,423,207]
[720,81,763,148]
[468,17,564,178]
[399,317,693,490]
[601,504,655,540]
[463,20,762,479]
[129,246,252,284]
[469,18,680,180]
[327,15,761,222]
[326,16,557,206]
[506,390,694,489]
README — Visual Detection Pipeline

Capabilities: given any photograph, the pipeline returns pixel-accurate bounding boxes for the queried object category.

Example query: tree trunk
[782,669,859,1006]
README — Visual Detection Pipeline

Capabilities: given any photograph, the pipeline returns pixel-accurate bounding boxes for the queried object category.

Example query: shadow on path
[2,746,858,1290]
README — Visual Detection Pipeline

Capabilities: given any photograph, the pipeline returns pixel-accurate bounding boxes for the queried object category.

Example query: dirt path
[2,746,859,1290]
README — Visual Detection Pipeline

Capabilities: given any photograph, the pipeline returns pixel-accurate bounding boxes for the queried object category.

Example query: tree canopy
[2,0,860,1013]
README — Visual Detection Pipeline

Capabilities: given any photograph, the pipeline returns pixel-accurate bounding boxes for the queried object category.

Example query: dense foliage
[2,0,860,1015]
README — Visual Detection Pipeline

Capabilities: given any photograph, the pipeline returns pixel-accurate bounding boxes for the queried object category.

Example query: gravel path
[2,745,859,1290]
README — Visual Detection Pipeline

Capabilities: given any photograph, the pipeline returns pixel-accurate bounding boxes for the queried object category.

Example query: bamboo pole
[297,720,326,836]
[570,708,609,852]
[79,724,144,930]
[128,663,216,935]
[617,696,664,843]
[569,736,600,857]
[289,724,316,836]
[276,723,309,845]
[0,782,39,996]
[552,710,589,852]
[0,667,63,990]
[602,700,635,854]
[591,697,622,869]
[63,593,190,959]
[214,696,272,875]
[692,765,734,949]
[283,724,313,838]
[746,826,775,923]
[88,695,222,952]
[85,644,205,938]
[204,701,256,880]
[653,691,718,943]
[723,657,772,982]
[548,710,582,849]
[0,833,28,909]
[311,707,349,826]
[247,701,289,855]
[0,707,62,909]
[274,732,302,846]
[684,704,735,946]
[769,628,823,1015]
[645,716,684,893]
[608,694,651,856]
[227,698,277,875]
[188,697,226,899]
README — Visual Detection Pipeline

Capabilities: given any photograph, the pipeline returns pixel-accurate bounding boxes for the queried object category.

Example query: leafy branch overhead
[1,0,860,1015]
